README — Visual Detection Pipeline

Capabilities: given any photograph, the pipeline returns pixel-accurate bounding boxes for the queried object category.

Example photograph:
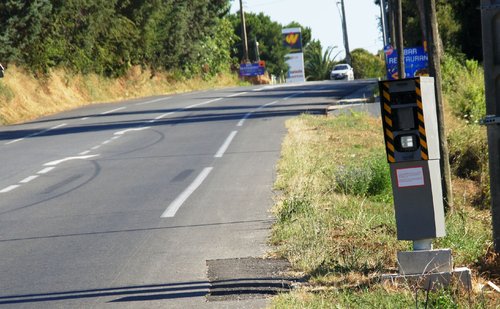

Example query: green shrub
[448,124,490,208]
[442,54,486,124]
[334,153,392,202]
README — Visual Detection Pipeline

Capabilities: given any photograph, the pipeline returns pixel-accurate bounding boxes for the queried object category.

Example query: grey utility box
[379,77,446,240]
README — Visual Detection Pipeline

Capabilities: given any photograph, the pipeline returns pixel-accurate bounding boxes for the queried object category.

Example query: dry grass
[271,112,495,308]
[0,65,241,125]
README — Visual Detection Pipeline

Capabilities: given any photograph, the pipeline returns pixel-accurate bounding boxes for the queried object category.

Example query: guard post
[379,77,471,289]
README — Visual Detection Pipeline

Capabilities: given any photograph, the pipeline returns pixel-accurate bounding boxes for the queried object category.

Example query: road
[0,80,376,308]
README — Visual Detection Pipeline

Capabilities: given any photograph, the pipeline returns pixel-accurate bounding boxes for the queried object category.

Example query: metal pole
[480,0,500,252]
[388,0,396,46]
[255,38,260,62]
[423,0,453,211]
[379,0,388,47]
[394,0,405,79]
[339,0,352,66]
[239,0,249,63]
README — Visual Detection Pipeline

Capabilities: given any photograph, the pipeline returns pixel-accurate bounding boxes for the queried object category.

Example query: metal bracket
[481,115,500,125]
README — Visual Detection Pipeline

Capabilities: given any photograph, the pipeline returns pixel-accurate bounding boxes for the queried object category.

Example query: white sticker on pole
[396,167,425,188]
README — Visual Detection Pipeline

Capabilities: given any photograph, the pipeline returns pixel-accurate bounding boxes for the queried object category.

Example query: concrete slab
[381,267,472,291]
[397,249,453,275]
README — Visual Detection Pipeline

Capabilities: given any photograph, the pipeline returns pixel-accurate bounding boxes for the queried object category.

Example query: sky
[229,0,383,58]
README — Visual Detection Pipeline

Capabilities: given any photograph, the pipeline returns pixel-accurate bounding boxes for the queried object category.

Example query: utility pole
[379,0,389,47]
[387,0,396,46]
[394,0,405,78]
[339,0,352,66]
[480,0,500,252]
[422,0,453,211]
[254,37,260,62]
[239,0,249,63]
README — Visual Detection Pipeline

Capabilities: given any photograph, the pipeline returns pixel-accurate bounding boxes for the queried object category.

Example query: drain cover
[206,257,298,301]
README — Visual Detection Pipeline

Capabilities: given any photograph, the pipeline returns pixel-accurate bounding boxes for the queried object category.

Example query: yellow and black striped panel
[415,78,429,160]
[379,82,395,163]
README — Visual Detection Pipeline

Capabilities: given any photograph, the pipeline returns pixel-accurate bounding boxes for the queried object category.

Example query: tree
[228,11,288,77]
[0,0,53,73]
[374,0,481,60]
[304,40,339,81]
[351,48,385,79]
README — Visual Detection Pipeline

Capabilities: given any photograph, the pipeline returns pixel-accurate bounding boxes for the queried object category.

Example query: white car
[330,64,354,81]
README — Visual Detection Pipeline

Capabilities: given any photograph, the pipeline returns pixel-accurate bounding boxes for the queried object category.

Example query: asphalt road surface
[0,80,376,308]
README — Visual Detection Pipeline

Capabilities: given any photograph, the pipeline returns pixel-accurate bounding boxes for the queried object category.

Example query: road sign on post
[385,46,429,80]
[239,63,265,77]
[481,0,500,253]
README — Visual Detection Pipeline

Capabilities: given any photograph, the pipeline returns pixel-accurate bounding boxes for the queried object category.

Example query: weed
[271,112,493,307]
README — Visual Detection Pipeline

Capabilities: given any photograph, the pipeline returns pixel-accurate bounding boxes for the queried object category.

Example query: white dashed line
[114,127,151,136]
[5,138,24,145]
[283,92,304,100]
[4,123,68,145]
[227,92,248,98]
[161,167,213,218]
[237,113,252,127]
[44,155,99,167]
[154,112,175,121]
[20,175,39,184]
[79,150,91,155]
[186,98,222,109]
[38,167,55,174]
[101,107,126,115]
[215,131,238,158]
[135,97,171,106]
[0,185,20,193]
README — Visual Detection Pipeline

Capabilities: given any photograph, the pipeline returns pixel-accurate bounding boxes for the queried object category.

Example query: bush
[442,54,486,124]
[448,124,490,208]
[334,152,392,202]
[351,48,385,79]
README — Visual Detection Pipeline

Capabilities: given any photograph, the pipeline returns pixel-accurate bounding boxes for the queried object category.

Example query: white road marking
[154,112,175,120]
[37,167,55,174]
[0,185,19,193]
[263,100,279,107]
[81,117,89,120]
[102,140,111,145]
[283,92,304,100]
[101,107,126,115]
[186,98,222,109]
[215,131,238,158]
[91,146,101,150]
[227,92,248,98]
[161,167,213,218]
[79,150,91,155]
[237,100,279,127]
[20,175,39,184]
[4,123,68,145]
[5,138,24,145]
[114,127,151,135]
[43,155,99,167]
[135,97,171,106]
[237,113,252,127]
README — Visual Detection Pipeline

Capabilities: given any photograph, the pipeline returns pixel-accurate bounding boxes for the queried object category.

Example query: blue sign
[385,46,429,80]
[239,63,265,77]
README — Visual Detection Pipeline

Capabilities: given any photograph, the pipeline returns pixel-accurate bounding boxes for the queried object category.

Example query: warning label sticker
[396,167,425,188]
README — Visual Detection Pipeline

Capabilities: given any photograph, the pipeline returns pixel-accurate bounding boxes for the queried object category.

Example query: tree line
[0,0,234,77]
[0,1,483,80]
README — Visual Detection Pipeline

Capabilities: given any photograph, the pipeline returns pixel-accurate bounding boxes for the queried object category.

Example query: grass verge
[270,112,498,308]
[0,65,243,125]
